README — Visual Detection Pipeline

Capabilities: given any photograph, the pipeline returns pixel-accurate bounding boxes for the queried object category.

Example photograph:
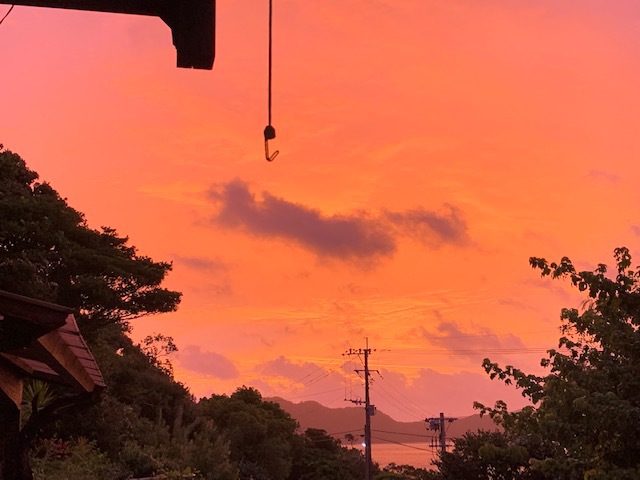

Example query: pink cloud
[177,345,239,380]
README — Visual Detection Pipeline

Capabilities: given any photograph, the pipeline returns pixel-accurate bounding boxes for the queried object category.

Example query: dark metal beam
[0,0,215,69]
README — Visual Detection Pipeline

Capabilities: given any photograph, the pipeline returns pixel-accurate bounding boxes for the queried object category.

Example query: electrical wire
[0,5,14,26]
[378,347,550,356]
[371,381,428,421]
[268,355,344,400]
[328,429,364,437]
[286,387,345,401]
[372,430,430,439]
[375,371,436,418]
[370,436,432,451]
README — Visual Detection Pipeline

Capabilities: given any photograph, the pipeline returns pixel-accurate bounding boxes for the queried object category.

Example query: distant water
[354,443,438,469]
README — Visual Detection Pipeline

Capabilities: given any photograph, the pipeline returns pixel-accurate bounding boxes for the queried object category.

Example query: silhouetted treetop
[0,149,181,333]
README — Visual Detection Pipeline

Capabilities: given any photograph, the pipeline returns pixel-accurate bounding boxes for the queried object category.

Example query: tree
[197,387,298,480]
[474,248,640,479]
[288,428,367,480]
[0,150,198,478]
[0,149,181,340]
[425,430,538,480]
[377,463,433,480]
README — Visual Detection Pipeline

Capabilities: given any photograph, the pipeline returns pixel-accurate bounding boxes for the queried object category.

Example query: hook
[264,125,279,162]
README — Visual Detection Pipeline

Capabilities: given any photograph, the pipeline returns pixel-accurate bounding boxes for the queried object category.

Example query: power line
[370,436,432,452]
[375,371,436,418]
[269,355,344,398]
[419,330,556,340]
[372,429,430,439]
[329,429,363,436]
[286,387,345,400]
[371,380,427,421]
[0,4,14,26]
[378,347,550,356]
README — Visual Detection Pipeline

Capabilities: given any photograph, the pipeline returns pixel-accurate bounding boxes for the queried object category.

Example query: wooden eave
[0,290,105,395]
[0,290,71,331]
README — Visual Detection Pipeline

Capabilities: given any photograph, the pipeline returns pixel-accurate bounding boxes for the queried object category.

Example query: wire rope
[0,4,14,26]
[263,0,278,161]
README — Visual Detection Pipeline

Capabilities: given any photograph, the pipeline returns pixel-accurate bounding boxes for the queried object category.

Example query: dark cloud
[208,180,395,261]
[174,255,228,272]
[385,204,469,247]
[207,180,469,263]
[177,346,239,379]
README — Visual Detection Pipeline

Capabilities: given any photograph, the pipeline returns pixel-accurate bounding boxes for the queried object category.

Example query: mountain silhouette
[269,397,499,445]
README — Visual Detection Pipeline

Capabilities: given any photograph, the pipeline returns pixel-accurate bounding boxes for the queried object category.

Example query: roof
[0,290,105,392]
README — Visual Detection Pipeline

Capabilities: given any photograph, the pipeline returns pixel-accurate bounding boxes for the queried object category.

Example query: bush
[31,437,123,480]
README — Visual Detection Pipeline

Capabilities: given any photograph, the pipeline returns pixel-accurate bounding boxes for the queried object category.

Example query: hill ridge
[268,397,499,445]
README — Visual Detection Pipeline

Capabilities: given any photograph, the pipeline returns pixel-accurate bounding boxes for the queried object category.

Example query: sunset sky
[3,0,640,423]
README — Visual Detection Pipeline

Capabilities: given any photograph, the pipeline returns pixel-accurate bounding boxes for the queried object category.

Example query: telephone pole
[344,339,376,480]
[426,413,457,453]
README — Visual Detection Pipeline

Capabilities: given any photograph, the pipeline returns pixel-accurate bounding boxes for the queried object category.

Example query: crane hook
[264,125,279,162]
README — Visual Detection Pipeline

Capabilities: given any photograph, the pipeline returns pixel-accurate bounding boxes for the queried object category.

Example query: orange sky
[3,0,640,422]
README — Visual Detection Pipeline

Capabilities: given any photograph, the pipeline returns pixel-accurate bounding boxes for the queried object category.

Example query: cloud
[420,321,526,361]
[497,297,537,311]
[587,169,619,183]
[208,180,395,261]
[339,283,364,295]
[251,356,532,421]
[254,356,348,407]
[631,225,640,237]
[206,180,468,263]
[394,367,532,418]
[173,255,233,296]
[259,355,321,380]
[173,255,228,272]
[177,346,239,379]
[385,205,469,247]
[258,355,345,385]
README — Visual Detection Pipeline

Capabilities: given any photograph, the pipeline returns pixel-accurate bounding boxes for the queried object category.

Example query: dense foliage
[428,248,640,480]
[288,427,368,480]
[0,150,181,334]
[0,150,373,479]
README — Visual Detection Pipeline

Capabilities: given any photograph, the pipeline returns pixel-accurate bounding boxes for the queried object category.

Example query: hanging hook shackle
[262,0,280,163]
[264,125,279,162]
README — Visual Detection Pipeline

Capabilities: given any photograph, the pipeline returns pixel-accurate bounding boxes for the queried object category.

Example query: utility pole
[344,339,376,480]
[426,413,457,453]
